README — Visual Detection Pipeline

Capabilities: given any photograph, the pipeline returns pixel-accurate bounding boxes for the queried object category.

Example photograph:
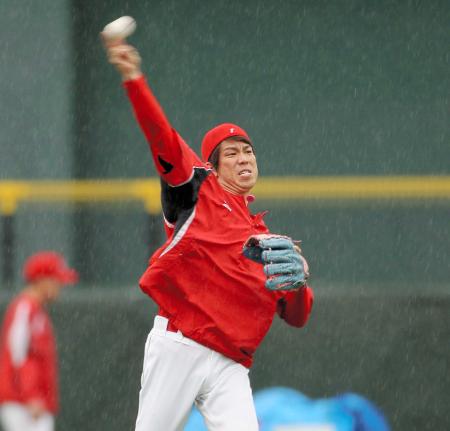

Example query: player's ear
[205,162,218,176]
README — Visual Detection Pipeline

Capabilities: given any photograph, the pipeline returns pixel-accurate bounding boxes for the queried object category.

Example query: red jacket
[125,76,313,368]
[0,293,58,413]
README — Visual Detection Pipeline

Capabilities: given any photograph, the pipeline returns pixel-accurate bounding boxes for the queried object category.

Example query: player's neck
[218,180,253,204]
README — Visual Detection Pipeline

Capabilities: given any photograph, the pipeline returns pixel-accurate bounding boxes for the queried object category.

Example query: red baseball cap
[201,123,252,162]
[23,251,79,285]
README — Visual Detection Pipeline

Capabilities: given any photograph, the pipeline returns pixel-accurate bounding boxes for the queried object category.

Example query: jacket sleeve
[124,76,201,186]
[276,285,314,328]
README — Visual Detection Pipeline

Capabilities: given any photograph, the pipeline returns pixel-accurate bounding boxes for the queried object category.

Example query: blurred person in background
[0,251,78,431]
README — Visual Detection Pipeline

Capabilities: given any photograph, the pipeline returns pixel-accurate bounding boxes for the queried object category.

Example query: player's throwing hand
[102,39,143,82]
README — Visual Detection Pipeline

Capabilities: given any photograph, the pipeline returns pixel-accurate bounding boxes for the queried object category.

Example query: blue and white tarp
[184,387,390,431]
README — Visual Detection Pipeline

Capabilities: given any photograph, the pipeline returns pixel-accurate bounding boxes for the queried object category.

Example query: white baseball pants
[135,316,259,431]
[0,403,54,431]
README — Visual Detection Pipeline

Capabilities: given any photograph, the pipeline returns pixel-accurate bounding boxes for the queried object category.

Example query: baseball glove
[243,234,310,291]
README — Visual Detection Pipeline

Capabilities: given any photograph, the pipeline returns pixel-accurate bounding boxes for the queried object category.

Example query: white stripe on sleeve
[7,301,31,367]
[160,208,196,257]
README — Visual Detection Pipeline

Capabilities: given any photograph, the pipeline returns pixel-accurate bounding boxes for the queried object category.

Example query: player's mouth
[238,169,252,178]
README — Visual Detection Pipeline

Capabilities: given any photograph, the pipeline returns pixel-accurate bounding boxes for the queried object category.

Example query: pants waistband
[151,316,200,347]
[153,315,173,331]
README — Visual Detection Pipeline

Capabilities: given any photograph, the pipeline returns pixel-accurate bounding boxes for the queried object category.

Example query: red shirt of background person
[0,252,78,425]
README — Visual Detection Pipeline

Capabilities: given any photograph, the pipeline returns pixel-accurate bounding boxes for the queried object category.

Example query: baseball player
[103,39,314,431]
[0,251,78,431]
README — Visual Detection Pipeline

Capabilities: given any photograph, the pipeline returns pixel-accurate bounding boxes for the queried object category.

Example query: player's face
[216,139,258,195]
[40,278,64,303]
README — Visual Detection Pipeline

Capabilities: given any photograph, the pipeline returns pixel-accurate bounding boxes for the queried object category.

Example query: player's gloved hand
[243,234,310,291]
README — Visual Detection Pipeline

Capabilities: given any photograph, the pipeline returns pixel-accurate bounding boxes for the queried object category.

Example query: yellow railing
[0,179,161,215]
[253,176,450,200]
[1,176,450,215]
[0,175,449,284]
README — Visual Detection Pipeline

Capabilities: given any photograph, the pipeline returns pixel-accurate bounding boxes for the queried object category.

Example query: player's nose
[237,151,251,164]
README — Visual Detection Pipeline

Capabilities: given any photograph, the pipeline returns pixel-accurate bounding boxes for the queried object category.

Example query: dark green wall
[1,290,448,431]
[0,1,75,279]
[0,0,74,179]
[73,0,449,177]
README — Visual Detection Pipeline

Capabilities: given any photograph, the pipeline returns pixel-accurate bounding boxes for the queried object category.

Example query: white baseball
[102,16,136,41]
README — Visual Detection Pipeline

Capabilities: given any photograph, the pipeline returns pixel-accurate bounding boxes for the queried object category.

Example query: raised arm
[103,41,200,186]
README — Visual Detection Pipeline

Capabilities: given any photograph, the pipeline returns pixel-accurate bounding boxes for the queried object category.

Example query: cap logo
[230,128,235,133]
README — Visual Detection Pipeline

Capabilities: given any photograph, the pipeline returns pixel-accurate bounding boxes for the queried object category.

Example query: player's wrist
[122,70,143,82]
